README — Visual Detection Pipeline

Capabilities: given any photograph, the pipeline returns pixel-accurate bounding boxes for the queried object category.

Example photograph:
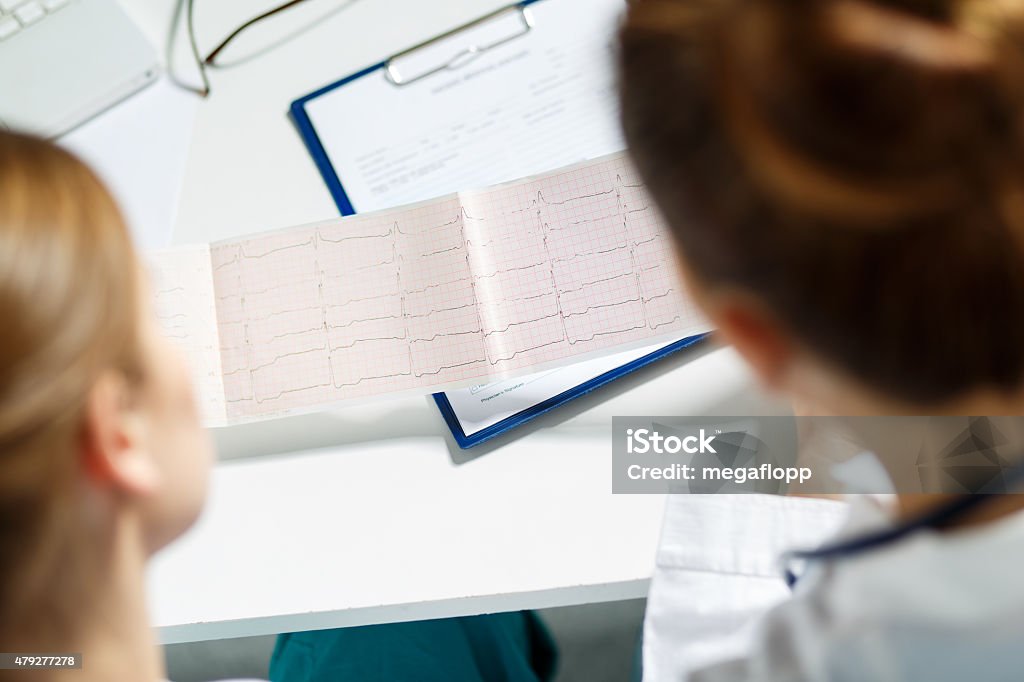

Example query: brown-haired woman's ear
[705,293,794,392]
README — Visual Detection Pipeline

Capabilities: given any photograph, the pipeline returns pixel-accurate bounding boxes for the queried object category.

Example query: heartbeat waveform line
[422,244,462,257]
[330,367,412,389]
[536,187,616,207]
[411,329,483,344]
[249,346,326,374]
[412,357,489,379]
[560,271,633,294]
[502,290,557,304]
[266,326,324,343]
[567,322,649,345]
[558,212,620,228]
[355,242,398,270]
[458,215,494,368]
[475,261,547,280]
[650,315,682,330]
[244,381,334,404]
[643,289,674,304]
[550,242,630,265]
[405,302,476,318]
[633,234,661,247]
[483,312,561,338]
[405,276,473,295]
[330,334,410,351]
[617,175,645,189]
[563,297,642,319]
[394,215,461,236]
[328,313,403,329]
[229,305,321,324]
[327,289,400,308]
[487,338,566,364]
[217,282,308,301]
[316,227,392,243]
[465,229,544,249]
[213,237,315,270]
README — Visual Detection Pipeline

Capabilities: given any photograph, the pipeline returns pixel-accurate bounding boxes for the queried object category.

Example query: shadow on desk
[212,341,788,465]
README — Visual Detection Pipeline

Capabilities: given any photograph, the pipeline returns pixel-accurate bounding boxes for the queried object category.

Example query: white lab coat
[643,493,1024,681]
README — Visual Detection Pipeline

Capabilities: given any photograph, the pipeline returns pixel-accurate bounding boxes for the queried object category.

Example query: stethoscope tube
[780,460,1024,588]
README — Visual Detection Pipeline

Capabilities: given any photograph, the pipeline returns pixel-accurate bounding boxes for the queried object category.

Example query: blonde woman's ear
[80,372,160,496]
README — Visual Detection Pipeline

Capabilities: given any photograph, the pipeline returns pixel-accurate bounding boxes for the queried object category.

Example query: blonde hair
[0,132,144,635]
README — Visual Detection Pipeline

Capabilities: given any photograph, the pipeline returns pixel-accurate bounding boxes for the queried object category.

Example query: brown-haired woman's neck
[789,363,1024,528]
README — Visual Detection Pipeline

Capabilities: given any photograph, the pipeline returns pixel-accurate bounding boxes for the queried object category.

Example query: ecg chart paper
[148,246,227,426]
[152,154,711,425]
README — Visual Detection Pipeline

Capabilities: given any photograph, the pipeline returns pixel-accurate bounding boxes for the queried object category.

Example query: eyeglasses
[177,0,314,97]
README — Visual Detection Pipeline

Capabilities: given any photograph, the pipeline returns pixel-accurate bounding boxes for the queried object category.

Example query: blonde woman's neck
[5,513,165,682]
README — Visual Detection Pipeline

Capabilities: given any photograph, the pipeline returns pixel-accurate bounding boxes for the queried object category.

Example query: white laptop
[0,0,158,137]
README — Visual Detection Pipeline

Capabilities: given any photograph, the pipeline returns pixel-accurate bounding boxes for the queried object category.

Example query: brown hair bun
[619,0,1024,404]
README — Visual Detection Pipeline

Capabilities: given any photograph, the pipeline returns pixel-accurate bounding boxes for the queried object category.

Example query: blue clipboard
[289,1,708,448]
[432,334,708,448]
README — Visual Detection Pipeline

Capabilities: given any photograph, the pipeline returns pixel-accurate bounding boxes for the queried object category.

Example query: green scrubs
[270,611,558,682]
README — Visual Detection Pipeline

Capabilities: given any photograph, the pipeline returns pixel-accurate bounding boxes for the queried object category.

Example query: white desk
[119,0,779,643]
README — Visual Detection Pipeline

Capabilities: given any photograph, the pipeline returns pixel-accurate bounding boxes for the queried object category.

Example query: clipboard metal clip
[384,3,535,86]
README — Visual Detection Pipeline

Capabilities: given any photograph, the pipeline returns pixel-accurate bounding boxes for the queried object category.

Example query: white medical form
[297,0,697,440]
[301,0,629,214]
